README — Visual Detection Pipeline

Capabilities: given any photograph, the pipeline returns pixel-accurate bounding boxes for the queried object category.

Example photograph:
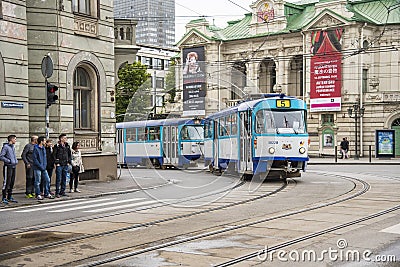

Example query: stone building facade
[0,0,117,188]
[176,0,400,157]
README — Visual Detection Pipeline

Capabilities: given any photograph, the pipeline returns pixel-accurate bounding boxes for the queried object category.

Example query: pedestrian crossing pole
[45,78,50,139]
[41,54,53,139]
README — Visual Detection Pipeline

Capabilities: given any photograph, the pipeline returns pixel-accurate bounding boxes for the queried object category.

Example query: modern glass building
[114,0,175,48]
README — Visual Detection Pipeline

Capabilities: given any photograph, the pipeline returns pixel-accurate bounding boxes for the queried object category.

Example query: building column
[245,61,259,94]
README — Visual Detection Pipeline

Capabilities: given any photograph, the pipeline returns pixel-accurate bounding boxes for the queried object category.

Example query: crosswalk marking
[0,199,84,212]
[15,198,115,213]
[48,198,146,213]
[85,200,158,213]
[381,223,400,235]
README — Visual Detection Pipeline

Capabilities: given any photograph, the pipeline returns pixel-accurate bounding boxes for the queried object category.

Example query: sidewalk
[3,169,170,207]
[308,156,400,165]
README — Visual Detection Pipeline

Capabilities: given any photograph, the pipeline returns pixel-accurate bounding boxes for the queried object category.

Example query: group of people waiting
[0,134,84,204]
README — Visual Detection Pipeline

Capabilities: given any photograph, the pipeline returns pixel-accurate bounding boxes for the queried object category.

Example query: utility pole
[153,69,157,116]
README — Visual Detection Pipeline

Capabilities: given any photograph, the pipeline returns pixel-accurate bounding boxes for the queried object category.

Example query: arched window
[74,67,92,129]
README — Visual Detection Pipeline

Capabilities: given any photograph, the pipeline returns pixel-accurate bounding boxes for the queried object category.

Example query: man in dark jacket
[53,134,72,197]
[0,135,18,204]
[21,135,38,198]
[32,136,54,200]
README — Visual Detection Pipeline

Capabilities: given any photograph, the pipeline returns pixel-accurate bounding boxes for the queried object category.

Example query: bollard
[369,145,372,163]
[335,146,338,163]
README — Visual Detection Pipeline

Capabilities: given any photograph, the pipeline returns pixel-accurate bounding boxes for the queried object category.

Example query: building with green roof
[174,0,400,157]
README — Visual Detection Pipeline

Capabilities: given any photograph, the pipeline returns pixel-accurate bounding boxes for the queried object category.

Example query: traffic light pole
[45,78,50,139]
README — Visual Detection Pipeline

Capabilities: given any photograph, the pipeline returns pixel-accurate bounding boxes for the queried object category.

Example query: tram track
[0,176,290,260]
[50,173,370,267]
[217,203,400,266]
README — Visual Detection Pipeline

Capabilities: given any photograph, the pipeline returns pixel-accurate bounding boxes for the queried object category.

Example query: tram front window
[256,109,306,134]
[181,126,204,140]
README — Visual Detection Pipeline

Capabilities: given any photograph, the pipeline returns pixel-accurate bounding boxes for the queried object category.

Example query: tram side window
[230,114,237,135]
[126,128,137,141]
[137,127,146,141]
[219,117,228,137]
[148,126,160,140]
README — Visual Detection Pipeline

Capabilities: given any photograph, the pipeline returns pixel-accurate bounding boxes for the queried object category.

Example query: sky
[175,0,252,42]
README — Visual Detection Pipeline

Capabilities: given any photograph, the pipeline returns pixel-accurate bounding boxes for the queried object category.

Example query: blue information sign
[1,102,24,109]
[375,129,395,158]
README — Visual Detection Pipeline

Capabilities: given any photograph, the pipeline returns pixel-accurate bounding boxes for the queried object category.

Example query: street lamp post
[347,103,365,160]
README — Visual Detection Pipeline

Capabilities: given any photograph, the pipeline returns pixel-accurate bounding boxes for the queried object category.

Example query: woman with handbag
[70,141,84,193]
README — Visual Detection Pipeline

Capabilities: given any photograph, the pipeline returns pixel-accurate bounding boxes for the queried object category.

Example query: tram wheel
[160,165,167,170]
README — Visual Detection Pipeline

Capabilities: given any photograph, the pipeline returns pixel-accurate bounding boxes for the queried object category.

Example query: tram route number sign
[276,99,291,108]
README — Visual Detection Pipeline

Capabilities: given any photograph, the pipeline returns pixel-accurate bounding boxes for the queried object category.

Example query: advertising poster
[376,130,395,158]
[323,133,333,147]
[310,29,343,112]
[182,47,206,116]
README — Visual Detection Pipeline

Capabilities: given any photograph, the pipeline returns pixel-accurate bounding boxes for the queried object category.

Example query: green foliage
[116,62,151,122]
[165,60,177,103]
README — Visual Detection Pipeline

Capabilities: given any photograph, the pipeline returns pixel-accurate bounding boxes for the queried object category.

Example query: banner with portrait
[182,46,206,116]
[310,29,343,112]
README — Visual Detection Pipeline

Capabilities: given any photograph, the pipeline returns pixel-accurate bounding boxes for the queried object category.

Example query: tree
[165,60,177,103]
[116,62,151,122]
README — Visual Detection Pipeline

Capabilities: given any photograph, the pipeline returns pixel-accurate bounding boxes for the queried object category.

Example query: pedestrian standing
[53,134,72,197]
[45,139,55,195]
[21,135,38,198]
[70,141,84,193]
[32,136,54,200]
[340,137,349,159]
[0,135,18,204]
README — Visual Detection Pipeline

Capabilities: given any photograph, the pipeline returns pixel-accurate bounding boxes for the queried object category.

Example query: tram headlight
[268,147,275,154]
[299,147,306,154]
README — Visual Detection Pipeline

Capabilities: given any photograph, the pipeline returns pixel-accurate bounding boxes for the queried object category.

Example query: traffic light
[47,82,58,107]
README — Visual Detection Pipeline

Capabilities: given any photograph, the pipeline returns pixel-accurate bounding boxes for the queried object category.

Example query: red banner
[310,29,343,112]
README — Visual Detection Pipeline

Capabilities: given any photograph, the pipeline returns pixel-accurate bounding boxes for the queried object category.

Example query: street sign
[41,55,53,78]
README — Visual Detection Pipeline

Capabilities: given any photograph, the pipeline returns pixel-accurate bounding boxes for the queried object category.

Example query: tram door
[163,126,179,165]
[116,129,124,165]
[213,120,219,170]
[239,111,252,173]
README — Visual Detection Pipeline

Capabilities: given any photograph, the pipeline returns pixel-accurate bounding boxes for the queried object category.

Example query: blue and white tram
[116,118,204,169]
[204,94,309,179]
